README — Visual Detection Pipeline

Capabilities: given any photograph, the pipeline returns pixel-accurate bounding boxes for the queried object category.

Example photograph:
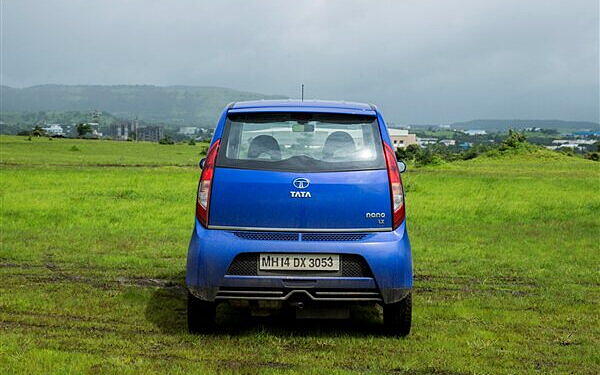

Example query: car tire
[383,292,412,337]
[187,291,216,334]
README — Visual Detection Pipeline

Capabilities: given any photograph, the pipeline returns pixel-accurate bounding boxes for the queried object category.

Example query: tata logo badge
[291,178,311,198]
[293,178,310,189]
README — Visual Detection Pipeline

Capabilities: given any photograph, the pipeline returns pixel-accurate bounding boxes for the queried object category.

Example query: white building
[440,139,456,146]
[178,127,199,136]
[546,144,582,150]
[417,137,438,147]
[464,129,487,136]
[553,139,596,145]
[43,124,64,136]
[573,139,596,145]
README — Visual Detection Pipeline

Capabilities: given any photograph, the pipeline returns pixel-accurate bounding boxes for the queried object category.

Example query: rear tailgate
[209,168,391,231]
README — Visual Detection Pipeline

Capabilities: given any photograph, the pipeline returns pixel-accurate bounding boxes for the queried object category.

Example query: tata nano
[186,100,412,336]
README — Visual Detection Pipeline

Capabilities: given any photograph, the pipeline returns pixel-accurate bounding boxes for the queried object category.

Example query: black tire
[383,292,412,337]
[187,291,216,334]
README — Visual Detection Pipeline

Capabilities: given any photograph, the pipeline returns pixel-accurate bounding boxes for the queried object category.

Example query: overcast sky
[2,0,598,123]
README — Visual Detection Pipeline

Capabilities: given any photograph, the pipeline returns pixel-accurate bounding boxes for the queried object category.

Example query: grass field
[1,135,599,374]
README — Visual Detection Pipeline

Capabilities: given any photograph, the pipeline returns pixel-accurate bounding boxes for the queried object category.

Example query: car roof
[229,99,377,115]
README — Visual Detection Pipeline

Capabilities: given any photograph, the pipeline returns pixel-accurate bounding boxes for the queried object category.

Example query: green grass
[0,135,209,166]
[1,135,599,374]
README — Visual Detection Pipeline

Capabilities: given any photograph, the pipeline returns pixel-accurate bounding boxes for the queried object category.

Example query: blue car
[186,100,412,336]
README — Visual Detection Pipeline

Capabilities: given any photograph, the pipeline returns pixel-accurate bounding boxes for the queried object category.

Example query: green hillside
[0,85,287,127]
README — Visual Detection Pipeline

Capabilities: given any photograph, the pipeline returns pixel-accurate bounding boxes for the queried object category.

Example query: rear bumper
[186,219,413,304]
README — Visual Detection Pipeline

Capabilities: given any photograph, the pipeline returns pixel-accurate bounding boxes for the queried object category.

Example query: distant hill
[0,85,287,127]
[448,119,599,132]
[3,85,597,132]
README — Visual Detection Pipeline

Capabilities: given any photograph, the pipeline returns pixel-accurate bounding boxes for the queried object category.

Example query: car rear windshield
[216,112,386,172]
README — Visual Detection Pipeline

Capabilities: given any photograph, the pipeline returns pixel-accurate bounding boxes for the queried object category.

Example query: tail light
[196,139,221,227]
[383,142,405,229]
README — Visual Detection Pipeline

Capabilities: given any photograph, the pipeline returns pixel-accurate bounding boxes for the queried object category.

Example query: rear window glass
[216,112,385,172]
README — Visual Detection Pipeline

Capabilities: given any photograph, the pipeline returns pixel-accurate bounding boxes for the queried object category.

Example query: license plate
[259,253,340,271]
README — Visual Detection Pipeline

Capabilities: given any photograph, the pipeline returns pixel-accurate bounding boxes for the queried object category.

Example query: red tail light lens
[196,139,221,227]
[383,142,405,229]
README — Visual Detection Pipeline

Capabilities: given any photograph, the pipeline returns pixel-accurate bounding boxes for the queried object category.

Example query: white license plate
[259,254,340,271]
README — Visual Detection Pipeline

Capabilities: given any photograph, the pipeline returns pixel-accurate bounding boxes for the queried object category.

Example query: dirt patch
[117,276,183,289]
[1,259,185,291]
[0,318,132,335]
[0,262,43,269]
[3,269,186,294]
[214,359,296,372]
[415,273,537,286]
[0,306,130,326]
[388,369,470,375]
[414,273,538,297]
[0,162,195,168]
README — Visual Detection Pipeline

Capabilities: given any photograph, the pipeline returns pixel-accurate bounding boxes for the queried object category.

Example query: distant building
[552,139,594,145]
[440,139,456,146]
[459,142,473,149]
[388,128,417,148]
[417,137,438,147]
[549,139,596,151]
[178,127,199,136]
[43,124,64,136]
[464,129,487,136]
[571,131,600,138]
[81,122,102,138]
[573,139,596,145]
[62,125,75,137]
[137,126,164,142]
[108,121,138,140]
[195,128,214,141]
[546,144,582,151]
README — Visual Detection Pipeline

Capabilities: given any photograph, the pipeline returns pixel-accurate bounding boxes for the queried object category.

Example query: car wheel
[383,292,412,337]
[187,291,216,334]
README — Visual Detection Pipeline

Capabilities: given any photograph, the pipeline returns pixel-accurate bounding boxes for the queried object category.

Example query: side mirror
[199,158,206,169]
[397,160,407,173]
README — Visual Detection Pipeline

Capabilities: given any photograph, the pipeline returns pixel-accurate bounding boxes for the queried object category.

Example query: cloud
[2,0,598,122]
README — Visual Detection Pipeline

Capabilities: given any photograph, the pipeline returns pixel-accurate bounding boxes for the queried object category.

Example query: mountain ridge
[2,85,597,131]
[1,84,288,126]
